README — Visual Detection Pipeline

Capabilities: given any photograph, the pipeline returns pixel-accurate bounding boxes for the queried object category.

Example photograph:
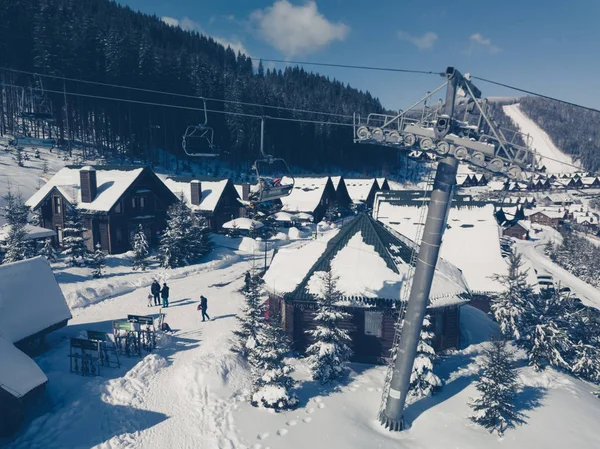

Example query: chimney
[80,166,97,203]
[190,180,202,206]
[242,183,250,201]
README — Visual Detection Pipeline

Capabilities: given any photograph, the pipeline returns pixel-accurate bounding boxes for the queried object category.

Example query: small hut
[263,214,470,364]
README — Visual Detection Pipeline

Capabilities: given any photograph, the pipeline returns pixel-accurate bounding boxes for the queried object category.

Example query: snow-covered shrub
[62,201,88,266]
[131,224,150,271]
[409,315,441,399]
[233,269,267,358]
[90,243,106,278]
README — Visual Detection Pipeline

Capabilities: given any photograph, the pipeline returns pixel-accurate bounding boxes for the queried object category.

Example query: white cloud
[215,37,251,58]
[250,0,350,56]
[468,33,500,54]
[161,16,204,33]
[397,31,438,51]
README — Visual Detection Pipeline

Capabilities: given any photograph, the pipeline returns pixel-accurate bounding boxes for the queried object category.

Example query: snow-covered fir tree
[469,339,524,436]
[409,315,442,400]
[490,252,533,341]
[233,268,267,358]
[159,197,212,268]
[306,264,353,383]
[38,238,57,262]
[62,202,88,266]
[1,189,33,264]
[571,343,600,382]
[131,224,150,271]
[89,243,106,278]
[525,292,571,371]
[324,205,339,224]
[249,321,298,411]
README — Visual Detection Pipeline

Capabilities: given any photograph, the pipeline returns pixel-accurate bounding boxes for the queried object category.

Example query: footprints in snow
[286,420,298,426]
[302,416,312,423]
[277,429,289,436]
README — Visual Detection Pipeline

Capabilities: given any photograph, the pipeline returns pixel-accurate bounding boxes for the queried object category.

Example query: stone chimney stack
[80,166,97,203]
[190,180,202,206]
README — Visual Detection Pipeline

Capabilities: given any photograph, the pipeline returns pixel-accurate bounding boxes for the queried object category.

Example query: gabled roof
[330,175,343,190]
[0,336,47,398]
[280,176,330,213]
[161,176,235,212]
[376,178,389,190]
[264,214,470,308]
[344,178,377,203]
[0,224,56,242]
[26,166,145,212]
[527,208,566,219]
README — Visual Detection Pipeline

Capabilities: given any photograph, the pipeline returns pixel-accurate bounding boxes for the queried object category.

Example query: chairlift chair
[181,98,220,157]
[247,117,295,204]
[20,82,55,122]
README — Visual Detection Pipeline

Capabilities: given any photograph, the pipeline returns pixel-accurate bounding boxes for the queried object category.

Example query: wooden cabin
[0,257,72,436]
[163,176,241,231]
[263,214,470,364]
[280,176,337,223]
[26,166,178,254]
[502,221,531,240]
[344,178,380,209]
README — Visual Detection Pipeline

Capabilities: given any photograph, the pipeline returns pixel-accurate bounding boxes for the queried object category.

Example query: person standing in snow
[161,282,170,308]
[200,295,210,321]
[147,292,154,308]
[151,280,161,306]
[244,271,251,292]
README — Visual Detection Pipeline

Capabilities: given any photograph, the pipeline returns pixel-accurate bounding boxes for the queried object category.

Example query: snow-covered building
[329,175,353,211]
[0,223,55,243]
[162,176,241,231]
[0,257,72,435]
[344,178,381,208]
[502,220,531,240]
[264,214,470,364]
[527,208,567,228]
[26,166,179,254]
[376,177,390,191]
[280,175,337,223]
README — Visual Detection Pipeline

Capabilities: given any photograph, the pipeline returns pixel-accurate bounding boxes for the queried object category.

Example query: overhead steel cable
[1,82,355,128]
[0,66,356,120]
[472,75,600,114]
[259,59,444,76]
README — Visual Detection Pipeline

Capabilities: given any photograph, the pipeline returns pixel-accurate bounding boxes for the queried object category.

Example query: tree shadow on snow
[210,314,236,321]
[167,298,196,308]
[513,385,547,420]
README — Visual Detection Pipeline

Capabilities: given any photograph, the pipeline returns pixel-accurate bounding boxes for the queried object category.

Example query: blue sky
[119,0,600,110]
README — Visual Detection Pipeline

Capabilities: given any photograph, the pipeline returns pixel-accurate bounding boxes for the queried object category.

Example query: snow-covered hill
[503,104,580,174]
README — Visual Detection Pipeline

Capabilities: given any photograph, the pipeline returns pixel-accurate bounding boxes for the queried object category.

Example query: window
[364,311,383,338]
[54,196,61,214]
[55,226,63,243]
[132,197,137,208]
[114,200,122,214]
[116,228,124,244]
[140,197,146,210]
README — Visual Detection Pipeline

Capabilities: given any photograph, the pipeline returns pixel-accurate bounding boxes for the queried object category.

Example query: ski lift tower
[354,67,539,431]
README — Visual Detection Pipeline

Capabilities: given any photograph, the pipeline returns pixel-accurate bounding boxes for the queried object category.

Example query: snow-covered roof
[575,214,599,225]
[280,176,329,213]
[264,214,469,307]
[376,178,387,189]
[222,217,263,230]
[0,336,47,398]
[527,208,566,219]
[271,211,295,222]
[377,202,507,293]
[0,256,72,344]
[161,176,232,212]
[581,177,599,186]
[330,176,342,190]
[344,178,377,204]
[26,166,144,212]
[543,193,574,204]
[0,224,56,242]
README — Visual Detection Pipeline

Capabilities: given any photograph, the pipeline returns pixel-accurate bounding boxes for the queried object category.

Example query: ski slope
[503,104,579,174]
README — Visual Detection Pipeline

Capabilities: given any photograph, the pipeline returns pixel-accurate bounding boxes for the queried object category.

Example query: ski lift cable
[1,82,355,128]
[0,67,357,120]
[471,75,600,114]
[258,59,444,76]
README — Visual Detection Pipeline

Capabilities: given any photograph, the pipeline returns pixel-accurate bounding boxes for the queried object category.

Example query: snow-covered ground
[2,234,600,448]
[503,104,579,174]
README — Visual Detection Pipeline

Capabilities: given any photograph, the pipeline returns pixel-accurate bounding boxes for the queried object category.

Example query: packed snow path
[503,104,579,174]
[7,258,255,449]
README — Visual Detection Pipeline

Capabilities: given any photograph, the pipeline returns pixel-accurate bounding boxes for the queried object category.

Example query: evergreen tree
[324,205,339,224]
[491,253,533,341]
[62,202,88,266]
[90,243,105,278]
[233,269,267,358]
[306,265,353,383]
[158,197,212,268]
[469,339,524,435]
[38,238,57,262]
[131,224,150,271]
[1,189,32,264]
[249,321,298,411]
[571,343,600,382]
[409,315,442,400]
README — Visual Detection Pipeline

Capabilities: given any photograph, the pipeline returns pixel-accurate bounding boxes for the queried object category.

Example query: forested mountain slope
[0,0,390,172]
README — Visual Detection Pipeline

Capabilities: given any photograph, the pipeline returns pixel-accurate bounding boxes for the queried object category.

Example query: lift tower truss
[353,67,539,431]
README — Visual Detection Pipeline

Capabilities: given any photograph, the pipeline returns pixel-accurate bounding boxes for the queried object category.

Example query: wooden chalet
[527,208,566,228]
[163,176,241,231]
[502,221,531,240]
[376,177,391,191]
[263,214,470,364]
[344,178,381,209]
[280,175,337,223]
[26,166,178,254]
[330,175,353,212]
[0,257,72,436]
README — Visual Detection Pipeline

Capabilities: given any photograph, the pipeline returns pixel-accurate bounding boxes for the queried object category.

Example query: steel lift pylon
[353,67,540,431]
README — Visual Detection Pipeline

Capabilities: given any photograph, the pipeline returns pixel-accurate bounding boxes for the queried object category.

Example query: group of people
[147,279,211,327]
[149,280,170,307]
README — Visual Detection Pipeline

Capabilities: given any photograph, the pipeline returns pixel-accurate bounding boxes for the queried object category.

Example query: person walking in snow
[161,282,170,308]
[151,280,161,306]
[200,295,210,321]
